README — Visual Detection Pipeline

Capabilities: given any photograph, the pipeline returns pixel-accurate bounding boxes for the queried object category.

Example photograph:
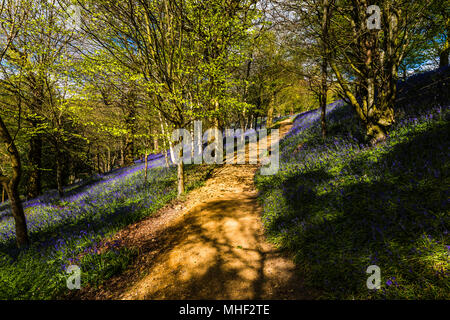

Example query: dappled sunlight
[68,121,313,300]
[119,192,306,300]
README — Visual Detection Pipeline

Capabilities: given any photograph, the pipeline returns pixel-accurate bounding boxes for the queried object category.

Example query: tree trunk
[320,0,332,139]
[0,116,29,247]
[440,45,449,68]
[6,185,29,247]
[162,119,175,165]
[120,141,125,167]
[190,123,195,159]
[239,115,246,133]
[67,156,75,185]
[158,111,171,167]
[164,151,169,167]
[439,25,449,67]
[124,101,137,167]
[56,148,64,198]
[106,147,111,172]
[177,148,185,195]
[124,135,134,167]
[213,99,221,132]
[97,148,101,174]
[366,122,387,145]
[144,150,149,184]
[27,133,42,199]
[153,136,159,152]
[27,74,44,199]
[267,95,275,128]
[319,91,327,139]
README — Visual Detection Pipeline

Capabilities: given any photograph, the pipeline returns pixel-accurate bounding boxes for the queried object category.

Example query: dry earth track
[74,118,315,300]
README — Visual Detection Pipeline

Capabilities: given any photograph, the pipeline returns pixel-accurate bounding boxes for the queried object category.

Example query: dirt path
[77,119,313,300]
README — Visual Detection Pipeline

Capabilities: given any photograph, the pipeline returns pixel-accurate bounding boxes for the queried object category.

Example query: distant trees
[422,0,449,68]
[271,0,336,137]
[80,0,259,195]
[242,31,292,128]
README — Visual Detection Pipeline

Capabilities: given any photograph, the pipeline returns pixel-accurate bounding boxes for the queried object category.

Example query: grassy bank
[255,72,449,299]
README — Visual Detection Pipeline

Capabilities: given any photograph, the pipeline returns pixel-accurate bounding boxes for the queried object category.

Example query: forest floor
[74,118,315,300]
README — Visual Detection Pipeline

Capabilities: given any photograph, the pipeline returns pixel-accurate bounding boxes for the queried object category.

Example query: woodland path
[76,118,314,300]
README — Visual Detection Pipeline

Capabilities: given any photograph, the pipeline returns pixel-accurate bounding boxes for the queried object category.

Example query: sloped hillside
[255,66,450,299]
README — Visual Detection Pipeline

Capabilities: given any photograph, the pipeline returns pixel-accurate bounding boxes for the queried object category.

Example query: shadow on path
[74,120,313,300]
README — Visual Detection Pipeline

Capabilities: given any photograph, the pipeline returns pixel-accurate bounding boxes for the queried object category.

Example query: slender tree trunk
[320,0,331,139]
[119,139,125,167]
[67,156,75,185]
[56,149,64,198]
[190,123,195,159]
[162,118,174,165]
[153,136,159,152]
[267,95,275,128]
[319,65,328,139]
[103,154,107,173]
[177,147,185,195]
[439,29,449,67]
[239,115,246,133]
[122,90,137,167]
[106,148,111,172]
[164,151,169,167]
[124,136,134,166]
[27,74,44,199]
[124,135,135,167]
[144,150,149,184]
[158,111,171,167]
[319,91,327,138]
[168,140,175,164]
[439,46,449,68]
[97,148,101,174]
[165,122,175,164]
[213,99,221,131]
[111,153,117,170]
[27,132,42,199]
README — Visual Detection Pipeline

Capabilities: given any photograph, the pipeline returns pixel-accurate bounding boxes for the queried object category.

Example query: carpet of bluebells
[0,154,209,299]
[255,67,449,299]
